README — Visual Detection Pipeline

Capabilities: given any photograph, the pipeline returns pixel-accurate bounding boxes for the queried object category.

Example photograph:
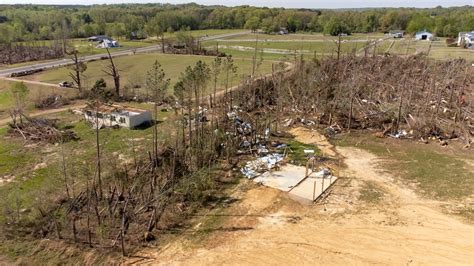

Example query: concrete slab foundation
[252,164,338,202]
[289,174,337,202]
[253,164,307,192]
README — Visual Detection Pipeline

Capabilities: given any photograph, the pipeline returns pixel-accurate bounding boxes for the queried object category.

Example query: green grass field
[334,133,474,201]
[221,32,385,41]
[24,53,275,93]
[210,32,474,62]
[0,80,76,120]
[163,29,246,39]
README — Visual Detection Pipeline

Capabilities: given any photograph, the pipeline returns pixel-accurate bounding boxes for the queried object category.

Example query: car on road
[59,81,74,88]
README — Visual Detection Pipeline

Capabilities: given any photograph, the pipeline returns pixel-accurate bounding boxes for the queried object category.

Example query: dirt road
[133,133,474,265]
[1,77,62,88]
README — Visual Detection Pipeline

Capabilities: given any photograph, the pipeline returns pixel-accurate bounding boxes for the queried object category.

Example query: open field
[334,133,474,204]
[0,80,76,120]
[222,32,386,41]
[207,33,474,62]
[21,53,275,92]
[163,29,246,39]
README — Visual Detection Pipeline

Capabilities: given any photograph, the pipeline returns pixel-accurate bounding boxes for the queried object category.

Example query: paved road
[0,31,250,78]
[0,45,161,78]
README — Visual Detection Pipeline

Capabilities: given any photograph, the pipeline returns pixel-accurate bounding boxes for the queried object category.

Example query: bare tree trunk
[60,143,70,198]
[252,33,259,76]
[95,104,103,199]
[104,48,120,96]
[161,33,165,54]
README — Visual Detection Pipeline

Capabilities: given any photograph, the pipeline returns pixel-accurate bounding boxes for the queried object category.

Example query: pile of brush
[8,113,77,143]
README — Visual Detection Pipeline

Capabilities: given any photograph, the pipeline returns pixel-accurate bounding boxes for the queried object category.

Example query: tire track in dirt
[132,135,474,265]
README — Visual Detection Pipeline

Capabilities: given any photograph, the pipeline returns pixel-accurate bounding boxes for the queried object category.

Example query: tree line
[0,3,473,43]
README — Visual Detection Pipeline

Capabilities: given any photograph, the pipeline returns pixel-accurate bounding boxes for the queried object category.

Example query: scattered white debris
[276,144,287,149]
[241,153,285,179]
[312,168,332,178]
[389,130,409,138]
[304,149,315,154]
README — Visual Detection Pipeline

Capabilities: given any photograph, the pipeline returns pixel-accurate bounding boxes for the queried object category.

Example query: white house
[84,104,152,129]
[458,32,474,47]
[415,30,433,41]
[96,39,119,49]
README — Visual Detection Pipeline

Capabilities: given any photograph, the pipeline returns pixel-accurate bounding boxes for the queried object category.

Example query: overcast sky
[0,0,472,8]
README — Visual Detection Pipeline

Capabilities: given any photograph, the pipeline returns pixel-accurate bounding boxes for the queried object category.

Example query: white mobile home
[415,30,433,41]
[84,104,152,129]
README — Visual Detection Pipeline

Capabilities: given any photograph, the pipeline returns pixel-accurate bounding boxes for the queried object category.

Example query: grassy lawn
[23,53,275,94]
[163,29,246,39]
[71,39,155,56]
[220,32,385,41]
[428,40,474,62]
[0,80,77,120]
[204,40,364,56]
[334,133,474,201]
[287,140,321,166]
[215,33,474,62]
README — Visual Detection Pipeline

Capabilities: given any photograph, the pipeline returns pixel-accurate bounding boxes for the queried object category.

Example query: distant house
[84,104,152,129]
[415,30,433,41]
[88,35,112,42]
[96,39,119,49]
[389,30,405,38]
[458,32,474,47]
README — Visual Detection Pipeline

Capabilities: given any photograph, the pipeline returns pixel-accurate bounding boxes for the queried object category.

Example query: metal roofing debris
[240,153,285,179]
[312,168,331,178]
[389,129,409,139]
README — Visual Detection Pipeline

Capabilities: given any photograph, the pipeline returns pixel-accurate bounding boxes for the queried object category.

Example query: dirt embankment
[132,129,474,265]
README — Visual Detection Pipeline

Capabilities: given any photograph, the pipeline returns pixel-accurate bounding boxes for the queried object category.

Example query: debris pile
[240,153,284,179]
[35,94,70,109]
[312,168,332,178]
[8,115,78,143]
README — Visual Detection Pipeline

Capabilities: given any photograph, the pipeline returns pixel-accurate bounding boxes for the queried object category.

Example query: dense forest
[0,3,473,43]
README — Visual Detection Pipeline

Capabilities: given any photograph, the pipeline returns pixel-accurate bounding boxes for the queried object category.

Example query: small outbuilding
[415,30,433,41]
[84,104,152,129]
